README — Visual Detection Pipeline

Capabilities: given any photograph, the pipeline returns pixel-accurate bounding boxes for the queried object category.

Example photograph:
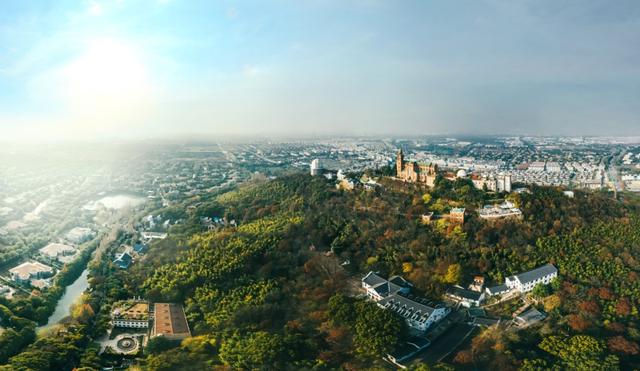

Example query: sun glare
[61,38,149,103]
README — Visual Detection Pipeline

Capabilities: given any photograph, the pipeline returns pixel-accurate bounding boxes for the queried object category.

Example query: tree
[422,194,432,205]
[453,349,473,364]
[353,301,404,357]
[607,336,640,355]
[531,283,551,298]
[539,335,619,370]
[567,314,590,332]
[146,336,180,355]
[443,264,462,284]
[520,358,549,371]
[543,295,561,312]
[219,331,286,370]
[328,294,355,325]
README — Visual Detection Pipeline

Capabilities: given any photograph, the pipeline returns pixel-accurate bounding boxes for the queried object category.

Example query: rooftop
[9,261,53,280]
[153,303,191,338]
[378,293,439,319]
[39,243,76,257]
[447,286,483,301]
[514,264,558,285]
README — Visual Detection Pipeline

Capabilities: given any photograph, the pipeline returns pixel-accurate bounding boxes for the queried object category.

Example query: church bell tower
[396,149,404,176]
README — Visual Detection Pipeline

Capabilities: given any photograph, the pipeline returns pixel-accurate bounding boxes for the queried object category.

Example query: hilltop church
[396,149,438,187]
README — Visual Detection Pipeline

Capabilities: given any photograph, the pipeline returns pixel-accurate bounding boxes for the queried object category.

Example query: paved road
[416,322,477,364]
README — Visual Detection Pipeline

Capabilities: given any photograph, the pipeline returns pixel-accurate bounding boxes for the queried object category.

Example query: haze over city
[1,0,639,142]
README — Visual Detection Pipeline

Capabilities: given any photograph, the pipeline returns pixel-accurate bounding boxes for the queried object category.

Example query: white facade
[362,272,448,333]
[505,264,558,293]
[377,296,450,332]
[113,318,149,329]
[310,159,322,176]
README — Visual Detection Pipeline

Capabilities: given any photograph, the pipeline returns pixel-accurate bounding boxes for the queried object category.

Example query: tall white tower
[310,159,322,176]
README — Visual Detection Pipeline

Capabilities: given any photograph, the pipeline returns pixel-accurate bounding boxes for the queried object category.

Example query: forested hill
[128,173,638,369]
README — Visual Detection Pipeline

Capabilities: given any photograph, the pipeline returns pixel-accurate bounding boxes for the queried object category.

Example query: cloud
[87,1,103,16]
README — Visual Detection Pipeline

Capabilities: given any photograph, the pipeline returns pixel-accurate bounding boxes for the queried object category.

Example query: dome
[456,169,467,178]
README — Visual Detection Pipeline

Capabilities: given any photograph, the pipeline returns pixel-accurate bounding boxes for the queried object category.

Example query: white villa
[362,271,411,301]
[505,264,558,293]
[362,272,449,332]
[112,300,150,329]
[39,243,76,262]
[9,261,54,285]
[486,264,558,297]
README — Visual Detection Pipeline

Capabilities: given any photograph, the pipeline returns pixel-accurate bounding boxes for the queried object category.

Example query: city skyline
[1,0,639,142]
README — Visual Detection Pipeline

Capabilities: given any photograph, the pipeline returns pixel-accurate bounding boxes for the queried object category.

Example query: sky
[0,0,639,141]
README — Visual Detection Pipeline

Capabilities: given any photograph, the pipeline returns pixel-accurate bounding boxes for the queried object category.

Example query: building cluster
[442,264,558,308]
[111,299,192,340]
[485,264,558,297]
[112,300,150,329]
[362,272,450,333]
[478,201,523,221]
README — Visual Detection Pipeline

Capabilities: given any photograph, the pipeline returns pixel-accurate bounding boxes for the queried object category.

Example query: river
[38,269,90,331]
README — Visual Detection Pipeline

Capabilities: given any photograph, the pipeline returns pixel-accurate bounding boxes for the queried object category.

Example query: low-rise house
[113,252,133,269]
[514,308,546,327]
[362,272,449,332]
[362,272,411,301]
[485,284,510,297]
[142,232,167,240]
[377,294,450,332]
[468,275,485,292]
[112,300,149,328]
[9,262,53,284]
[65,227,95,244]
[445,285,485,307]
[133,242,148,254]
[39,243,76,262]
[152,303,191,340]
[448,208,465,224]
[505,264,558,293]
[420,213,434,224]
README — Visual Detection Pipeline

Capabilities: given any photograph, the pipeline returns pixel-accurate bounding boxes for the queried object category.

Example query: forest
[132,172,640,370]
[2,171,639,370]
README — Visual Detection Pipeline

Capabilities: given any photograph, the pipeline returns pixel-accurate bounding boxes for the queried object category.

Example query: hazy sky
[1,0,639,141]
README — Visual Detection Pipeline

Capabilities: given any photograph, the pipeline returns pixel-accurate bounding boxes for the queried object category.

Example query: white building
[362,271,410,301]
[310,159,323,176]
[471,173,511,193]
[478,201,523,220]
[9,261,54,284]
[362,272,449,332]
[65,227,95,244]
[112,301,150,329]
[377,294,450,332]
[505,264,558,293]
[445,286,485,307]
[39,243,76,261]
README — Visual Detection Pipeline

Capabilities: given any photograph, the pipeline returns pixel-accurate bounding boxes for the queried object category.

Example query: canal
[38,269,90,331]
